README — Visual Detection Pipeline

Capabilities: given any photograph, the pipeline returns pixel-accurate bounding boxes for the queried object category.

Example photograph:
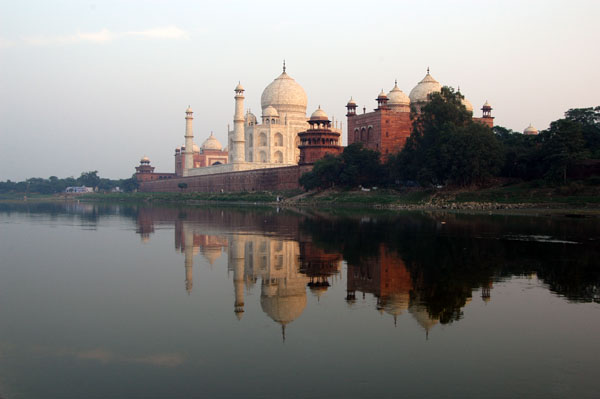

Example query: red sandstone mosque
[346,69,495,157]
[134,64,529,191]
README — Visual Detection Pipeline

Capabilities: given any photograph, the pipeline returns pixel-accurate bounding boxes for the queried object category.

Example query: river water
[0,202,598,398]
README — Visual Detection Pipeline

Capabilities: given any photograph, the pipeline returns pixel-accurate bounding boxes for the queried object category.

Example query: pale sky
[1,0,598,181]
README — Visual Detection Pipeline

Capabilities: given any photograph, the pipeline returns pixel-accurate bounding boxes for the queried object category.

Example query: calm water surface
[0,203,599,398]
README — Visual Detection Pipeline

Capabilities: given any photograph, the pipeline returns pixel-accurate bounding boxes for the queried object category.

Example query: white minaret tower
[183,106,194,176]
[230,83,246,164]
[182,222,194,294]
[231,237,246,320]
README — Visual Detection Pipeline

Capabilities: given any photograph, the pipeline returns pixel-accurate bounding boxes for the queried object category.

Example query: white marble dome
[201,132,222,151]
[524,123,539,135]
[387,82,410,107]
[193,144,200,153]
[409,70,442,104]
[261,69,308,119]
[260,285,307,326]
[262,105,279,118]
[462,97,474,113]
[310,106,328,121]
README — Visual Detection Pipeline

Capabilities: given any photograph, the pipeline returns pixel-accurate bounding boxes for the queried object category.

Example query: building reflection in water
[174,220,228,294]
[135,207,343,340]
[134,207,506,339]
[345,243,443,337]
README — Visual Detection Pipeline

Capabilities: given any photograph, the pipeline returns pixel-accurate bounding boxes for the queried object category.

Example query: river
[0,202,598,398]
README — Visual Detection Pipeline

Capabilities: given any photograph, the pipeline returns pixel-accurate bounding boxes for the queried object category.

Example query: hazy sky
[1,0,598,181]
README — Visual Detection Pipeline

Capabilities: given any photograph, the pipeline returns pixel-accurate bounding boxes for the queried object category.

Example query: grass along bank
[2,180,599,210]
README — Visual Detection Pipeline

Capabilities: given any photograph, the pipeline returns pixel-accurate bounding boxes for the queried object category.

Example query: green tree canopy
[299,144,383,190]
[78,171,101,188]
[394,86,503,186]
[542,119,588,184]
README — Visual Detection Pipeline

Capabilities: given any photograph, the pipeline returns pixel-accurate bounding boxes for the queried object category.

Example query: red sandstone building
[135,156,176,182]
[346,71,494,158]
[174,133,229,176]
[298,107,343,164]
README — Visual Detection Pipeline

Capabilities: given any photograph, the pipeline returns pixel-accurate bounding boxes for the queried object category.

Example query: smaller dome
[193,144,200,153]
[263,105,279,118]
[235,82,244,91]
[377,89,388,99]
[186,106,193,113]
[387,82,410,106]
[310,106,329,121]
[347,97,357,106]
[482,100,492,109]
[523,123,539,135]
[202,132,223,151]
[140,155,150,163]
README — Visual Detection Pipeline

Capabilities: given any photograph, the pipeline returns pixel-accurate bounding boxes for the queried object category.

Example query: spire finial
[427,66,430,74]
[395,79,398,86]
[283,59,286,73]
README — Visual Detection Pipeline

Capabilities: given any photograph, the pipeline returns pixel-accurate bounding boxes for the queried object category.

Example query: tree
[565,106,600,158]
[338,143,384,187]
[121,176,139,192]
[542,119,588,184]
[299,155,342,190]
[394,86,503,186]
[78,171,100,188]
[494,126,543,180]
[298,144,383,190]
[445,123,503,185]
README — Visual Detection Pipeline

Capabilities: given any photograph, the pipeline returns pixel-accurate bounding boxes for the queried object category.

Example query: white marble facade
[231,64,309,166]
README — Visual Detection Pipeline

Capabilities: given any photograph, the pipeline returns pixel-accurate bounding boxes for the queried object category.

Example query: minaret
[183,106,194,176]
[230,83,246,164]
[182,222,194,294]
[229,236,246,319]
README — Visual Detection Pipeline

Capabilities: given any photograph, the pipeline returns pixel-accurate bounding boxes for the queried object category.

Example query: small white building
[65,186,93,193]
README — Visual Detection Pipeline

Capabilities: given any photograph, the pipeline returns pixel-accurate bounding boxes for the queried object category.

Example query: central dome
[261,69,308,120]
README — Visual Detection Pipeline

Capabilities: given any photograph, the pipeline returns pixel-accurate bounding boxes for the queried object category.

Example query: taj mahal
[175,62,342,178]
[134,62,538,191]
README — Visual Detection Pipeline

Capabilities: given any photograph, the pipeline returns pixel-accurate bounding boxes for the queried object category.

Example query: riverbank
[2,181,599,214]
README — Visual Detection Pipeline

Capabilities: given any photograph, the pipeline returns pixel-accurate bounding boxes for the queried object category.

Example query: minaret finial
[283,59,286,73]
[395,79,397,86]
[427,66,430,74]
